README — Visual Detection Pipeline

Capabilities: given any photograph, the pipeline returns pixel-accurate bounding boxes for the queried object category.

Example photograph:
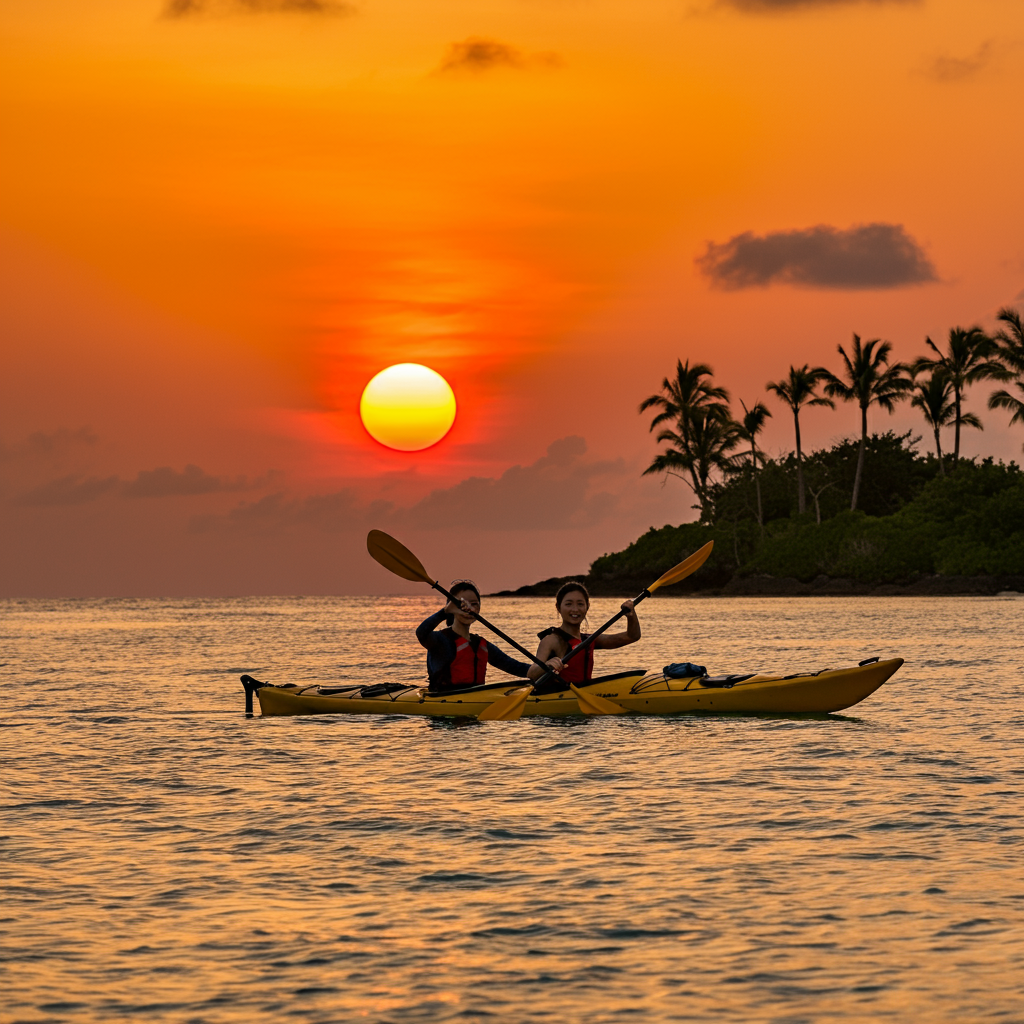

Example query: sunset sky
[2,0,1022,596]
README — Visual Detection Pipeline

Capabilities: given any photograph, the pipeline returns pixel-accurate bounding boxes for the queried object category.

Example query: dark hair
[451,581,481,603]
[555,581,590,609]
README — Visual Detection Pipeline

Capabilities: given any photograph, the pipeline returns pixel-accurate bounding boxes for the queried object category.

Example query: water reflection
[2,595,1022,1023]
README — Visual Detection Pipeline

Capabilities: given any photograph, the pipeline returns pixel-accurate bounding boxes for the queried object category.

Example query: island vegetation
[499,309,1024,597]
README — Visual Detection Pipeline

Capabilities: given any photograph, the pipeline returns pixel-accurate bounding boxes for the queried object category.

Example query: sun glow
[359,363,457,451]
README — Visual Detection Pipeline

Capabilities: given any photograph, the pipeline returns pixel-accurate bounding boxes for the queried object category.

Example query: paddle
[367,529,569,682]
[478,540,715,721]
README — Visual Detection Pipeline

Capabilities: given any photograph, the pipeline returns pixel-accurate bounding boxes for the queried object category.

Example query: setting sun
[359,363,457,451]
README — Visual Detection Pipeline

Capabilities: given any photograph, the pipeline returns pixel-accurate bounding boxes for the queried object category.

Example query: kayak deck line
[243,658,904,719]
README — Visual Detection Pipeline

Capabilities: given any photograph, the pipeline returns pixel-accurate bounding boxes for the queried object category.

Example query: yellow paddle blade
[366,530,432,584]
[647,540,714,593]
[570,684,628,716]
[477,685,533,721]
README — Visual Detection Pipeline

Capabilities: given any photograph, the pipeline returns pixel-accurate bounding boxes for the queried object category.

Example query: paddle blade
[367,530,432,584]
[648,540,714,593]
[478,685,533,721]
[570,684,628,716]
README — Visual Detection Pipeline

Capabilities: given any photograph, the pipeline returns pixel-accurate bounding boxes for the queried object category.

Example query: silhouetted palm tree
[642,406,742,516]
[640,360,734,514]
[913,326,1004,465]
[639,359,730,450]
[910,367,977,475]
[987,307,1024,451]
[821,335,912,511]
[987,381,1024,451]
[765,365,833,514]
[735,399,772,526]
[993,307,1024,373]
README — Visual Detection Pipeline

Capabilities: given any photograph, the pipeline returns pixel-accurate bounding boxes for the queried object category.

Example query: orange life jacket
[538,627,594,684]
[447,632,489,687]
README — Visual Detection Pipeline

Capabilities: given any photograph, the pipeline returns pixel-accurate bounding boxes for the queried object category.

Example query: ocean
[3,594,1023,1023]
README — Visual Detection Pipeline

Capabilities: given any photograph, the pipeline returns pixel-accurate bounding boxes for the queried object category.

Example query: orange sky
[2,0,1023,596]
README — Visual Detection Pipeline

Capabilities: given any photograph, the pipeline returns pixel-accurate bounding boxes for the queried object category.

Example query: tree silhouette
[820,335,912,511]
[909,367,977,475]
[913,326,1004,465]
[993,307,1024,373]
[642,407,742,517]
[765,365,833,514]
[988,382,1024,450]
[639,359,730,445]
[988,307,1024,452]
[735,399,772,527]
[640,361,735,515]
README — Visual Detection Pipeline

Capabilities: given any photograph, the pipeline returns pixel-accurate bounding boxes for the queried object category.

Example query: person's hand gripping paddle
[477,540,715,721]
[365,530,620,712]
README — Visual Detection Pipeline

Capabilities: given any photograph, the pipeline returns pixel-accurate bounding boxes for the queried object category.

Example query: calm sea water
[3,594,1023,1024]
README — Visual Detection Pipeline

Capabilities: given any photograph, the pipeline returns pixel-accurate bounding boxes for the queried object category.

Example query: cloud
[405,436,621,530]
[123,464,256,498]
[190,488,375,534]
[714,0,912,11]
[437,38,562,74]
[16,475,120,507]
[25,427,99,457]
[192,437,626,534]
[1,426,98,466]
[697,223,937,290]
[162,0,350,17]
[11,464,277,505]
[925,42,994,83]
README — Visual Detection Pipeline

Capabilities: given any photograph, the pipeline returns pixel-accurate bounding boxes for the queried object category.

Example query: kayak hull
[250,659,903,718]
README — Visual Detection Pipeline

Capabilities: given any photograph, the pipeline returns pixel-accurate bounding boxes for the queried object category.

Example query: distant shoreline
[490,573,1024,599]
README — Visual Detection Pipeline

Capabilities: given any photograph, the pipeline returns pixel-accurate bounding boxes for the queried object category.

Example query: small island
[494,440,1024,597]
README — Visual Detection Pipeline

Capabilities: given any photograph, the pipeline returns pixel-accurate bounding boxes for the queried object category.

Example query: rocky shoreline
[491,572,1024,599]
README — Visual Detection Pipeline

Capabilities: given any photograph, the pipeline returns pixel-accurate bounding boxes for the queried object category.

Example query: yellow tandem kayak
[243,657,903,718]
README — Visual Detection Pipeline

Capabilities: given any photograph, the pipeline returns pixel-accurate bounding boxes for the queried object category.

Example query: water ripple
[2,595,1023,1023]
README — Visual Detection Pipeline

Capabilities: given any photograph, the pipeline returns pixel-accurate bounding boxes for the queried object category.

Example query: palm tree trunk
[851,403,867,511]
[953,387,962,465]
[689,467,703,512]
[933,425,945,476]
[794,409,805,514]
[751,445,763,527]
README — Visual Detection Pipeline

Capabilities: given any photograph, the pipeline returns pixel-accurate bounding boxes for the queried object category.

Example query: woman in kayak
[416,580,563,691]
[529,581,640,687]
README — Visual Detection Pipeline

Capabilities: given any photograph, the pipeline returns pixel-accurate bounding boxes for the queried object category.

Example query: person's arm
[527,635,565,680]
[594,599,642,649]
[486,645,533,678]
[416,608,448,650]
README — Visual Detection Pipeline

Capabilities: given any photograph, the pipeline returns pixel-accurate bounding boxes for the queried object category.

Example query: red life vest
[538,627,594,684]
[448,632,489,687]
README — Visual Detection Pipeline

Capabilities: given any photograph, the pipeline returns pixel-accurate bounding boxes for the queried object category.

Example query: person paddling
[416,580,563,691]
[530,582,641,688]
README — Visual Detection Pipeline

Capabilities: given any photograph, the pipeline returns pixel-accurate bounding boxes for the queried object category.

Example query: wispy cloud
[925,41,994,83]
[192,437,625,535]
[698,223,937,290]
[163,0,351,17]
[16,475,120,507]
[437,38,562,75]
[404,437,621,530]
[123,464,256,498]
[13,465,278,505]
[1,426,98,466]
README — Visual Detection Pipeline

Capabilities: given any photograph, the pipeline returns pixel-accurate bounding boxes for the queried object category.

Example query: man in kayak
[530,582,640,688]
[417,580,564,691]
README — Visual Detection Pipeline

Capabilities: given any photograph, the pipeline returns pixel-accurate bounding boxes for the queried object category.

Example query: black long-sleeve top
[415,609,531,688]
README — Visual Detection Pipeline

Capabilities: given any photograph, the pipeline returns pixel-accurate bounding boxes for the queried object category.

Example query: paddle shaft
[528,587,651,691]
[429,580,551,672]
